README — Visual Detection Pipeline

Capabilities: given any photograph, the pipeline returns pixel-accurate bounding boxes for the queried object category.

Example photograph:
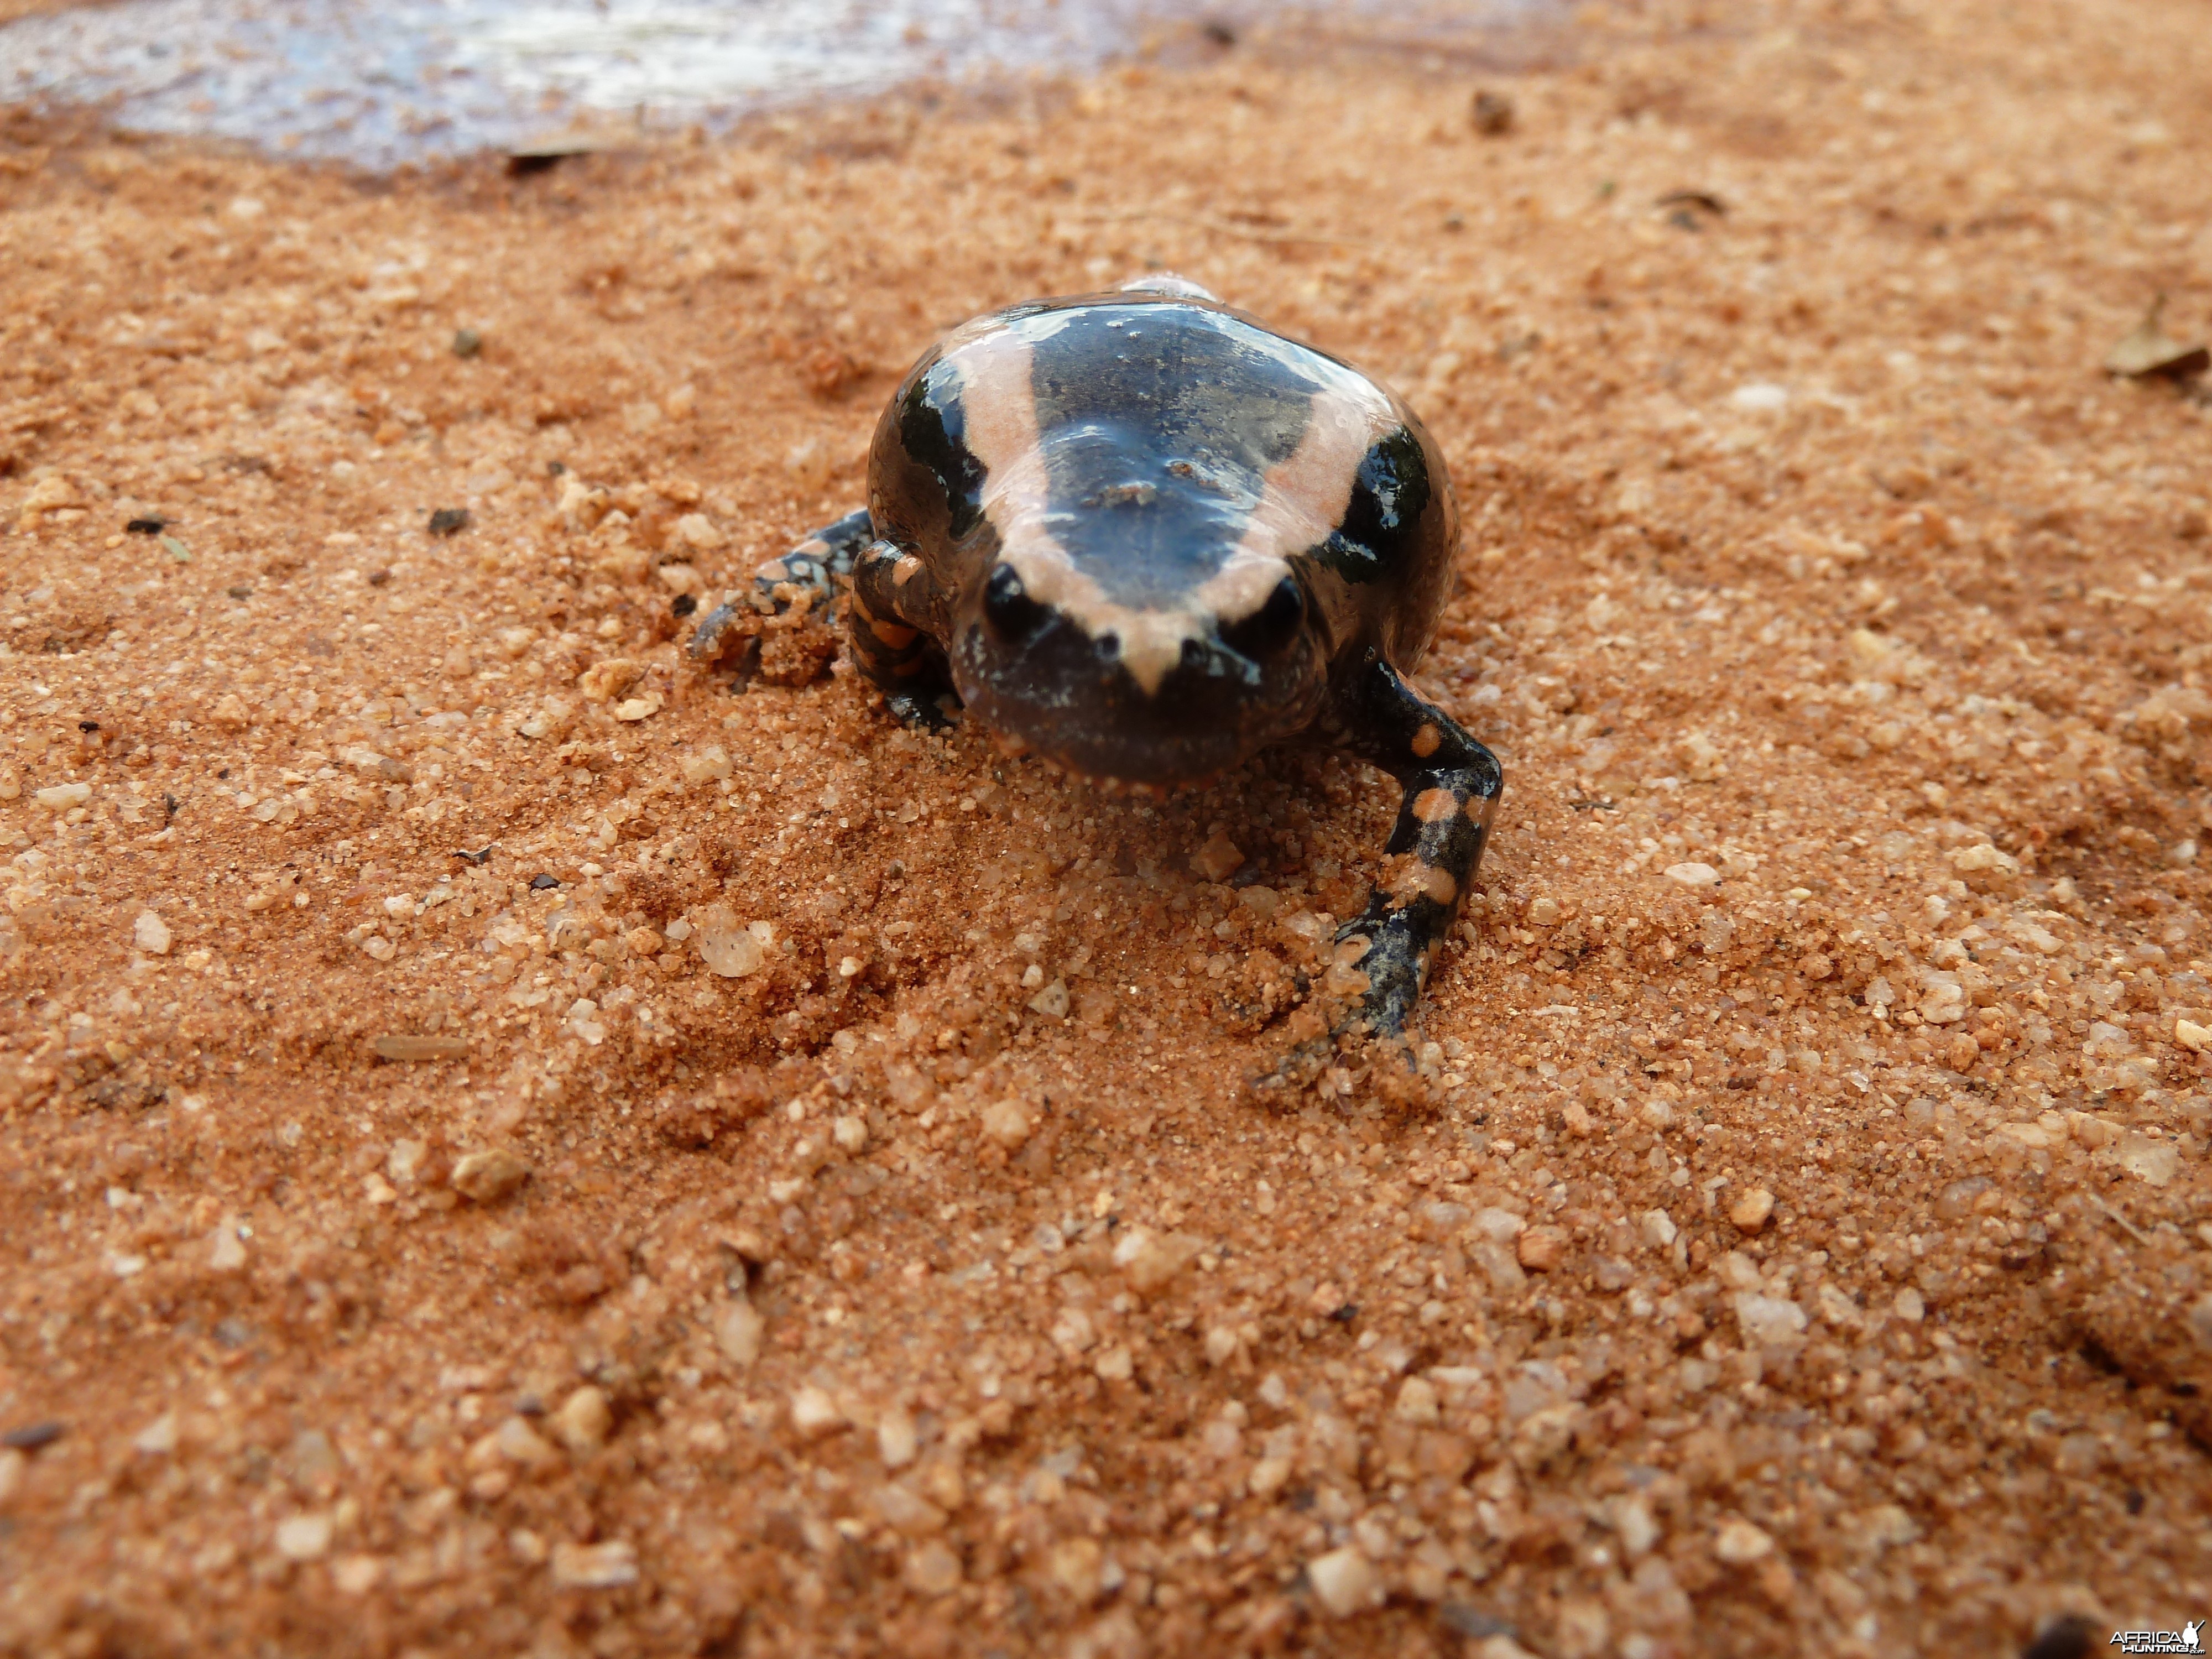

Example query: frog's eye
[1218,575,1305,661]
[982,564,1048,644]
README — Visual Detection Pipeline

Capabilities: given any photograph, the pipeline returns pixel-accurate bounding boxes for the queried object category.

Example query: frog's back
[868,293,1457,680]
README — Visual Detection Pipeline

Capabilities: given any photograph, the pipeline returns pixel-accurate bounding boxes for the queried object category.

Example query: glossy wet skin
[692,283,1503,1044]
[864,292,1459,784]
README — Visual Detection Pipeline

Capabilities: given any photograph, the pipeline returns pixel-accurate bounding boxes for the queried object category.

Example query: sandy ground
[3,2,2212,1655]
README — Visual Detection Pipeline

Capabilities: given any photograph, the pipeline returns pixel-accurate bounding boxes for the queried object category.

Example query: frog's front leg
[688,507,875,669]
[1324,653,1503,1039]
[847,538,959,729]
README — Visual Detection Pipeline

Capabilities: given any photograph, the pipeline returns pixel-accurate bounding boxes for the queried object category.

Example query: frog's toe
[885,690,962,732]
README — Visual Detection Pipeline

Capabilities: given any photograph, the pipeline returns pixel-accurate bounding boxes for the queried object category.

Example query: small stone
[1471,88,1515,134]
[1893,1286,1926,1323]
[612,693,662,722]
[1733,1292,1808,1347]
[1473,1239,1527,1293]
[906,1539,963,1596]
[451,1148,531,1204]
[1516,1226,1565,1272]
[577,658,644,703]
[1729,1188,1775,1234]
[790,1386,843,1438]
[878,1407,919,1469]
[451,327,483,358]
[1638,1209,1678,1250]
[20,475,79,514]
[1526,896,1560,926]
[980,1098,1033,1151]
[2177,1019,2211,1052]
[496,1416,561,1469]
[208,1226,247,1272]
[875,1481,947,1537]
[550,1386,612,1455]
[427,507,471,537]
[1047,1536,1105,1603]
[680,744,733,786]
[34,781,91,810]
[1713,1518,1775,1565]
[1191,832,1244,883]
[132,909,172,955]
[132,1412,179,1456]
[716,1302,764,1368]
[332,1554,385,1594]
[672,512,723,551]
[832,1114,869,1154]
[1113,1226,1204,1296]
[1307,1545,1382,1616]
[1511,1403,1581,1471]
[695,906,767,978]
[1026,978,1071,1019]
[2117,1134,2181,1187]
[551,1540,638,1589]
[1662,862,1720,888]
[1393,1376,1441,1425]
[275,1513,333,1562]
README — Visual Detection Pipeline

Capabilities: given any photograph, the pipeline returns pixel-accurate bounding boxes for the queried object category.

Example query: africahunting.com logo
[2111,1621,2204,1655]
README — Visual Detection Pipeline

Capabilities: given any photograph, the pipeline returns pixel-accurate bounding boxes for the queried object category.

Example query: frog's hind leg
[688,507,874,672]
[847,538,959,729]
[1321,653,1503,1041]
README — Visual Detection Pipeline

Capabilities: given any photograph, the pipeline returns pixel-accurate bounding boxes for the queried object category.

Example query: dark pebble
[367,568,392,587]
[1472,90,1515,136]
[427,508,471,538]
[124,517,169,535]
[78,719,99,732]
[530,873,560,890]
[2,1421,64,1452]
[1328,1303,1359,1323]
[451,327,483,358]
[671,592,698,618]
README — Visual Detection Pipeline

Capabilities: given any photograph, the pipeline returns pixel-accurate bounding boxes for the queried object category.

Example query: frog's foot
[1244,1006,1436,1113]
[688,508,875,680]
[1322,653,1504,1039]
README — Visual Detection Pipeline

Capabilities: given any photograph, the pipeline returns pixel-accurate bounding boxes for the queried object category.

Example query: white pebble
[1713,1517,1775,1564]
[551,1539,638,1589]
[275,1513,333,1562]
[716,1302,764,1368]
[1662,862,1720,888]
[1307,1545,1382,1616]
[132,909,173,956]
[790,1386,842,1438]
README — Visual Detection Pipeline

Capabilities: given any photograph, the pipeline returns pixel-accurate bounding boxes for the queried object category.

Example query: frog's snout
[953,563,1322,787]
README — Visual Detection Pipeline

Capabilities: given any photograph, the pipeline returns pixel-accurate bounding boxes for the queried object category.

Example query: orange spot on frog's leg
[1412,786,1458,824]
[1410,722,1442,758]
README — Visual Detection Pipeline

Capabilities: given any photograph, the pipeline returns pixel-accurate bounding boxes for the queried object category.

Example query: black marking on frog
[691,275,1503,1045]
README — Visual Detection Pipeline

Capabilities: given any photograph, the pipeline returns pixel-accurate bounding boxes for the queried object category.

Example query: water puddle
[0,0,1552,169]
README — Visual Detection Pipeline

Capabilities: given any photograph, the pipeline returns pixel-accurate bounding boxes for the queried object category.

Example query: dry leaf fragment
[2105,295,2210,382]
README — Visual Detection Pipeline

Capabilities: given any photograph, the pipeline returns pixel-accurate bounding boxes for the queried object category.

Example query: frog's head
[873,289,1454,785]
[952,541,1329,786]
